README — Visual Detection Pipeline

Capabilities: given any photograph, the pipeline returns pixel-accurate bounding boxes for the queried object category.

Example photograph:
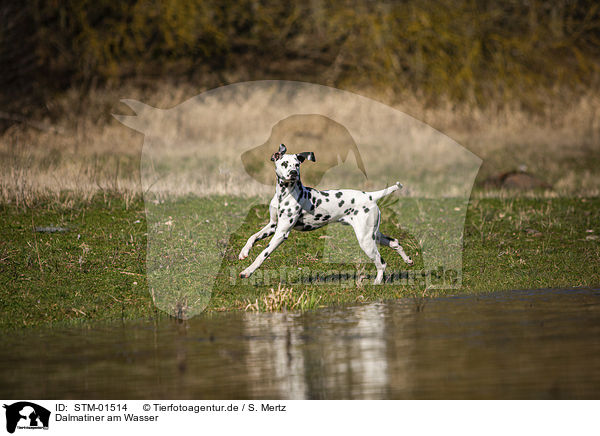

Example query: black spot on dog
[315,199,322,207]
[264,252,270,257]
[281,161,288,168]
[289,218,294,223]
[354,210,358,215]
[303,225,313,231]
[284,201,289,206]
[315,214,322,219]
[271,223,276,228]
[363,207,370,213]
[339,200,344,207]
[322,192,329,197]
[369,195,372,201]
[335,192,343,198]
[323,215,331,221]
[351,198,355,204]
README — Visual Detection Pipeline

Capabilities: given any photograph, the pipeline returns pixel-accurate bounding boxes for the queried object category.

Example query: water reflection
[243,304,398,399]
[1,289,599,399]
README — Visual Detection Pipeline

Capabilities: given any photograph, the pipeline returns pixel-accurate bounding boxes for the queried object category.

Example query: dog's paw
[239,269,252,278]
[405,259,414,266]
[238,251,248,260]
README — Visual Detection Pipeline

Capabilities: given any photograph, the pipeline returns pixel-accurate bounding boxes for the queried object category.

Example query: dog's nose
[289,170,298,177]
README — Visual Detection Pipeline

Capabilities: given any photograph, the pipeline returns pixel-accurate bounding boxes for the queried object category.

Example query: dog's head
[271,144,315,183]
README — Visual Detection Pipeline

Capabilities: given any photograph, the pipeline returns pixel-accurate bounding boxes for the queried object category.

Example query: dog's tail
[369,182,403,201]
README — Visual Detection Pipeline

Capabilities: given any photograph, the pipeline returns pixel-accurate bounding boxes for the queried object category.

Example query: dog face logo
[114,80,481,319]
[242,114,367,187]
[3,402,50,433]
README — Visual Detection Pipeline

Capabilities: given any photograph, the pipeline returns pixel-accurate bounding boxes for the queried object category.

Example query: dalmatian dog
[239,144,414,284]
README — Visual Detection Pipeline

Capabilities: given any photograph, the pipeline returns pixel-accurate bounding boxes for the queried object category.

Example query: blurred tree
[0,0,599,123]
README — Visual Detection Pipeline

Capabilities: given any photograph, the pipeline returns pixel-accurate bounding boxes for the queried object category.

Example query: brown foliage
[1,0,600,120]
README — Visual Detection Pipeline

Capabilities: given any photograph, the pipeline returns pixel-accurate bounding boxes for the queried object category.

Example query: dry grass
[1,83,599,207]
[244,283,322,312]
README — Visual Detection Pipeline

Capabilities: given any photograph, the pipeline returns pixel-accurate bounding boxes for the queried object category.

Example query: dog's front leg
[239,201,279,260]
[239,224,292,278]
[239,223,276,260]
[239,218,277,260]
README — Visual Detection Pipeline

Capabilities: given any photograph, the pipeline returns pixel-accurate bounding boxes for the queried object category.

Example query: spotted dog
[239,144,413,284]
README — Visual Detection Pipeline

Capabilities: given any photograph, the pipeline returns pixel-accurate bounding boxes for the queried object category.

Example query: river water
[1,288,599,399]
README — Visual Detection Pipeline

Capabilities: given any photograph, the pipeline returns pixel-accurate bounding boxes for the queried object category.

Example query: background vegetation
[1,0,599,205]
[2,0,600,119]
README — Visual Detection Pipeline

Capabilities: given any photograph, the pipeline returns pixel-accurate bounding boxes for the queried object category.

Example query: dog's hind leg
[376,231,414,265]
[350,212,387,284]
[239,205,278,260]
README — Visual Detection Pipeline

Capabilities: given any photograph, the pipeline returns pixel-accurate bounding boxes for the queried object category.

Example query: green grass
[0,197,153,328]
[0,195,599,329]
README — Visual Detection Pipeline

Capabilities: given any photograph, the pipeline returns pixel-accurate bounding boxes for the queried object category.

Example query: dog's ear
[297,152,316,163]
[271,144,288,161]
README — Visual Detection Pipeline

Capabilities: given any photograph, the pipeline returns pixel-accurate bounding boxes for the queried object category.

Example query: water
[1,289,599,399]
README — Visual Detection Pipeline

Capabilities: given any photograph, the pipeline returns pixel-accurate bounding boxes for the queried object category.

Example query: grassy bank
[1,195,598,329]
